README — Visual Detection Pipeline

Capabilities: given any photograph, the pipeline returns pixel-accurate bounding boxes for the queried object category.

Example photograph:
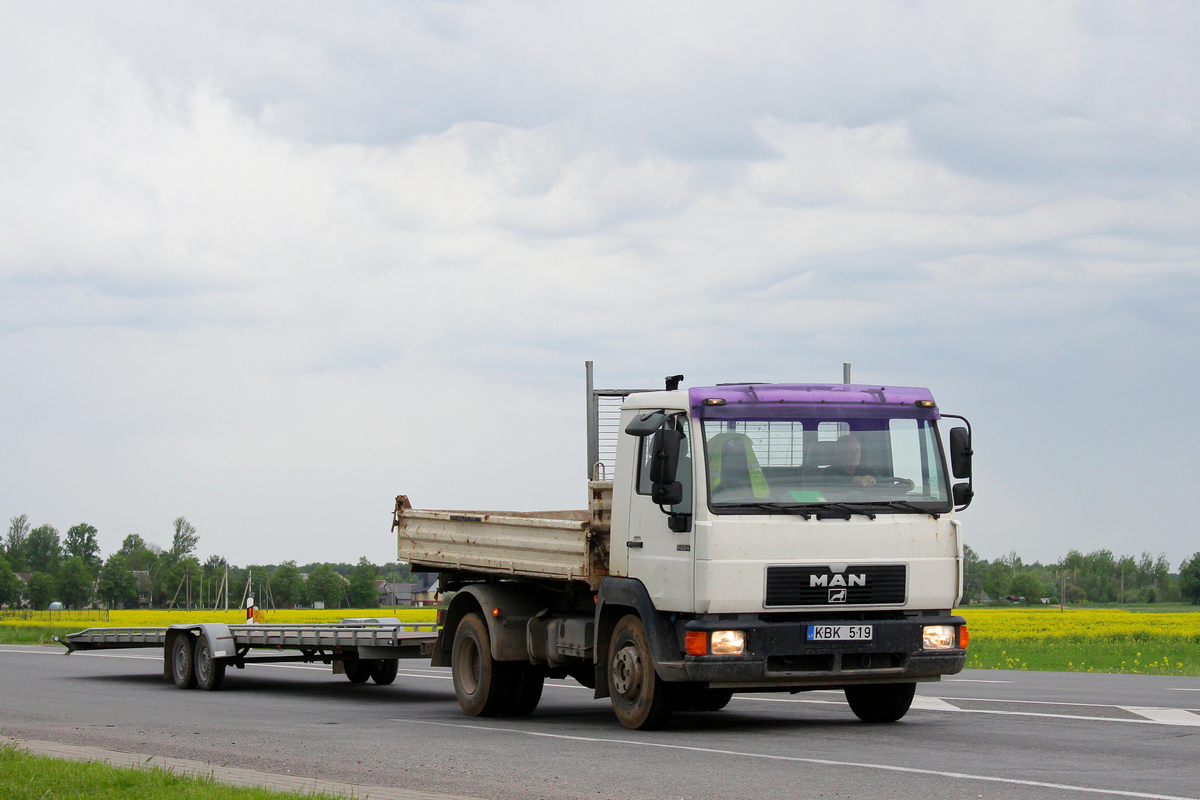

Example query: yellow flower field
[956,607,1200,641]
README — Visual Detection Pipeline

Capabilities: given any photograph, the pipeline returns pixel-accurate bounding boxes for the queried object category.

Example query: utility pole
[843,363,852,384]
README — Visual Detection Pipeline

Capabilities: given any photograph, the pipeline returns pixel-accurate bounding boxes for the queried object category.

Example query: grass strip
[964,636,1200,675]
[0,745,344,800]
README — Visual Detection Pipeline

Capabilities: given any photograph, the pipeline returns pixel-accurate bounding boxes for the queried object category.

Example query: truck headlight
[711,630,746,655]
[922,625,956,650]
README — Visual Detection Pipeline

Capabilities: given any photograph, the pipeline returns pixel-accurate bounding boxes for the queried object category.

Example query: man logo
[828,588,847,602]
[809,574,866,587]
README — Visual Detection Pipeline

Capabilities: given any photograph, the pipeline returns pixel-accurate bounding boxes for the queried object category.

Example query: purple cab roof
[688,384,940,421]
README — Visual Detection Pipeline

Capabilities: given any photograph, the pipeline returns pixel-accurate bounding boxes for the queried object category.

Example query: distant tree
[1178,553,1200,605]
[119,534,147,555]
[64,523,102,570]
[97,554,139,609]
[983,561,1012,601]
[1009,572,1045,604]
[0,553,20,607]
[58,557,94,609]
[26,525,62,574]
[169,517,199,561]
[5,514,31,571]
[347,558,379,608]
[272,561,305,608]
[305,564,344,608]
[962,545,986,602]
[27,572,57,609]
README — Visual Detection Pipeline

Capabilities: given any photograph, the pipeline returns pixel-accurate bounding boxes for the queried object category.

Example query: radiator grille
[764,564,907,607]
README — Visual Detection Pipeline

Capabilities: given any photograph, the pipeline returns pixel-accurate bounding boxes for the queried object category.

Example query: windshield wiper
[716,501,878,520]
[862,500,941,518]
[714,502,812,520]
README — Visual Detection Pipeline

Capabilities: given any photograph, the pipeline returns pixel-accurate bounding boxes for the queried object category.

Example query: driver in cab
[828,435,914,491]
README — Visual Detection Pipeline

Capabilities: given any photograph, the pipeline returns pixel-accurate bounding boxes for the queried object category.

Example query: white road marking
[946,678,1012,683]
[1167,688,1200,692]
[399,719,1200,800]
[11,647,1198,726]
[1119,707,1200,726]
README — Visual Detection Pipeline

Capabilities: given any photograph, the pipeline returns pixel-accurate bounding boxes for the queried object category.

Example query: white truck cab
[398,369,973,729]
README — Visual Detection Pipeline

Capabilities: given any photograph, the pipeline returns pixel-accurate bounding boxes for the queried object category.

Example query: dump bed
[391,482,613,588]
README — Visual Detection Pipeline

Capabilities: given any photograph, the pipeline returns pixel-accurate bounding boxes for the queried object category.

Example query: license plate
[807,624,873,641]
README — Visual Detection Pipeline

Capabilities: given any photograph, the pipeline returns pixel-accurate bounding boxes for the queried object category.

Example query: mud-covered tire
[501,663,545,716]
[607,615,674,730]
[452,613,507,716]
[844,682,916,722]
[344,659,372,683]
[194,636,226,691]
[171,634,197,689]
[370,659,399,685]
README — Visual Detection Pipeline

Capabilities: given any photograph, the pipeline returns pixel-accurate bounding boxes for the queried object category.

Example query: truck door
[625,415,695,613]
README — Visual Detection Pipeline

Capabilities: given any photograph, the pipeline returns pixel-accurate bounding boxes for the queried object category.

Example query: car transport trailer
[56,618,439,691]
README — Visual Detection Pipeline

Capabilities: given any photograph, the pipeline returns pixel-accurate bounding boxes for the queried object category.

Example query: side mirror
[653,482,684,506]
[649,428,683,484]
[953,482,974,508]
[950,426,972,479]
[625,411,667,437]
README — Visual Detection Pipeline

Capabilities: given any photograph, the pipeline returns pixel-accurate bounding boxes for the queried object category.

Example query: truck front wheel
[607,615,674,730]
[452,613,507,716]
[844,682,916,722]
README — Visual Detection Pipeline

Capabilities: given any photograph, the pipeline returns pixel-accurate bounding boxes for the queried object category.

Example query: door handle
[626,541,644,548]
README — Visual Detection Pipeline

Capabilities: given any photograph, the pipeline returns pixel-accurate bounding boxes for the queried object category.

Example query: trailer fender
[436,584,545,664]
[594,577,686,699]
[163,624,236,679]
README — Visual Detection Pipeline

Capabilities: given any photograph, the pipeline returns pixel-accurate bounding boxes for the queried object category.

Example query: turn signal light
[684,631,708,655]
[491,607,500,617]
[959,626,969,648]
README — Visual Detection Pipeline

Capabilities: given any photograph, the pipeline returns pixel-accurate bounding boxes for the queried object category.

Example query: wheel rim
[173,639,190,682]
[611,642,643,701]
[460,636,481,695]
[195,641,210,684]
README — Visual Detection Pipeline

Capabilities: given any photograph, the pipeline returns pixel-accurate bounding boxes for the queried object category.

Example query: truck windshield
[701,416,951,514]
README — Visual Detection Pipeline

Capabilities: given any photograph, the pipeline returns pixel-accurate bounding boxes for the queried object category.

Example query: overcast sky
[2,2,1198,569]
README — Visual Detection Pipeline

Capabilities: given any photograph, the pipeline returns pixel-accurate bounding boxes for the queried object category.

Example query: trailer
[58,618,438,690]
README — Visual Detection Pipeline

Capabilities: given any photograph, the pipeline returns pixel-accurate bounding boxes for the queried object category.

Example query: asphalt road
[2,644,1198,800]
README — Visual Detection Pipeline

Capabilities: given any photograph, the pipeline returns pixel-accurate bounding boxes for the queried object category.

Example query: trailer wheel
[501,664,545,716]
[194,637,226,691]
[451,613,506,716]
[607,615,674,730]
[844,682,916,723]
[370,659,399,685]
[344,659,372,683]
[170,634,197,689]
[677,685,733,712]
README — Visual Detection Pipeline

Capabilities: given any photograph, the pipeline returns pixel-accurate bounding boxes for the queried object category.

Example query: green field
[0,746,342,800]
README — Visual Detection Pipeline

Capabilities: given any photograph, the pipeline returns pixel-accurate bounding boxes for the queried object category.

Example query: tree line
[0,514,417,611]
[964,546,1200,605]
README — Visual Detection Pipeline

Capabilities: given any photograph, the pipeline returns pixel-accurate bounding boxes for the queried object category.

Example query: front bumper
[680,615,966,688]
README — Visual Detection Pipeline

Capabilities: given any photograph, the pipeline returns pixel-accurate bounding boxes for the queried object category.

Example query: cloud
[1,2,1199,565]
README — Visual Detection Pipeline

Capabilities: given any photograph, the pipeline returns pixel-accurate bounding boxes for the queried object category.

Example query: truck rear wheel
[844,682,916,722]
[344,659,372,683]
[370,659,399,685]
[193,637,226,691]
[607,615,674,730]
[170,634,197,689]
[452,613,507,716]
